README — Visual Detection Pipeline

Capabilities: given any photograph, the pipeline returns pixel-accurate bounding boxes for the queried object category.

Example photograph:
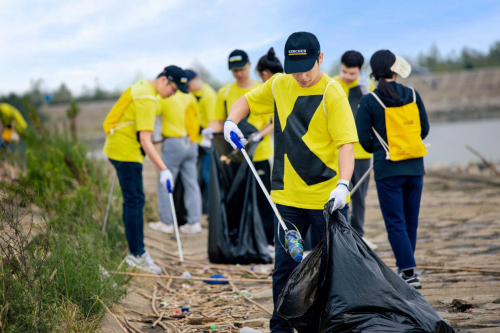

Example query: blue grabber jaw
[230,131,245,150]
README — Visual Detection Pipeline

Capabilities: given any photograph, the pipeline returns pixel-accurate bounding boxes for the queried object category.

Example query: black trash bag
[208,135,272,265]
[276,200,455,333]
[172,175,188,226]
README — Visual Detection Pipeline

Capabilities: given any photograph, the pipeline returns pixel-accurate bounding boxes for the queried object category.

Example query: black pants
[350,158,371,237]
[254,160,274,246]
[109,159,145,256]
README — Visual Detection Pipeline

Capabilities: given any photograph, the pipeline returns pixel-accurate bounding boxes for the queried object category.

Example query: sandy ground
[100,156,500,333]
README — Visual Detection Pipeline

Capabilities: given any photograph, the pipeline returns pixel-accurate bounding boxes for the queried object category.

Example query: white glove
[200,137,212,148]
[159,168,174,191]
[251,132,262,142]
[201,128,214,140]
[11,132,19,142]
[329,185,349,212]
[224,120,247,149]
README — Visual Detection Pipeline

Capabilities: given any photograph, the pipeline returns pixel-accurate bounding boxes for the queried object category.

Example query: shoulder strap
[322,79,339,117]
[370,92,386,109]
[372,127,391,160]
[271,74,282,99]
[132,95,160,108]
[411,87,416,103]
[224,84,231,99]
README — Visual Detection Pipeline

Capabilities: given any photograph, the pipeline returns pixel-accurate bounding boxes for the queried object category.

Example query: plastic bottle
[285,230,304,262]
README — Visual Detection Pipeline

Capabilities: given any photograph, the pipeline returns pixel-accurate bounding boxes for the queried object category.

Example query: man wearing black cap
[223,32,358,332]
[103,65,188,274]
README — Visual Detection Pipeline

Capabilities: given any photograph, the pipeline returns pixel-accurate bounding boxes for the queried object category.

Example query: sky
[1,0,500,95]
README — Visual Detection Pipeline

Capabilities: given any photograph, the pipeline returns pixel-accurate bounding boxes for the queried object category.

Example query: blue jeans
[202,152,210,213]
[270,204,348,332]
[376,175,423,273]
[109,159,145,256]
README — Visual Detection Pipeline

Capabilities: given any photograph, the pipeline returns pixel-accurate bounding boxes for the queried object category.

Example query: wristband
[225,120,233,123]
[338,183,349,190]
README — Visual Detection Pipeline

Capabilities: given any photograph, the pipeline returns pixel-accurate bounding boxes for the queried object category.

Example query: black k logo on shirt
[272,95,337,190]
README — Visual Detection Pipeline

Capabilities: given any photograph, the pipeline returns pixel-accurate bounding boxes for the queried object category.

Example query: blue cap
[293,253,303,263]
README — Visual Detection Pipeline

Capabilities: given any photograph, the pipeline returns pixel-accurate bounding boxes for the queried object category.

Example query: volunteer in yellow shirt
[0,103,27,145]
[184,69,218,214]
[224,32,358,332]
[148,90,203,235]
[334,50,377,250]
[103,65,188,274]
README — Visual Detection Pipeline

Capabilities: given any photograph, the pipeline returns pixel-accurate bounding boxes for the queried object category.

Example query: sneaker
[267,245,275,259]
[180,222,202,234]
[362,237,379,250]
[125,251,162,275]
[148,221,174,234]
[400,272,422,289]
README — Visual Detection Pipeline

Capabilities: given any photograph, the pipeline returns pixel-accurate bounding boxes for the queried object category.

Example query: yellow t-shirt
[192,83,217,129]
[158,91,199,138]
[0,103,28,131]
[103,79,160,163]
[215,82,272,162]
[245,73,359,210]
[333,75,374,159]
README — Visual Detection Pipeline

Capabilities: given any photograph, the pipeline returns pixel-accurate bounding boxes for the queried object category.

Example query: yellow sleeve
[214,86,228,121]
[203,88,217,122]
[244,74,278,116]
[12,107,27,131]
[369,79,375,92]
[135,99,158,132]
[326,83,359,149]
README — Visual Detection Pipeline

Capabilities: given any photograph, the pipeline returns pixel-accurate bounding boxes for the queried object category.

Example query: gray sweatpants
[158,138,202,225]
[350,158,371,237]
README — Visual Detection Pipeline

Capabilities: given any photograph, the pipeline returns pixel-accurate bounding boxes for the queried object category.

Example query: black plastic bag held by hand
[276,199,455,333]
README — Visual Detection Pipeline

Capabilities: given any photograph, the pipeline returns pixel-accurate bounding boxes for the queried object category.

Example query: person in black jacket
[356,50,429,289]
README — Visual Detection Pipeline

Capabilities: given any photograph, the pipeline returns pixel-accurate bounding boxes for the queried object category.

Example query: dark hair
[256,47,283,75]
[341,51,364,69]
[370,50,400,101]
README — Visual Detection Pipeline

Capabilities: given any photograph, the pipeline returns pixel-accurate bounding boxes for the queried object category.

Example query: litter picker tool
[351,165,373,196]
[230,131,304,262]
[167,180,184,262]
[102,171,117,233]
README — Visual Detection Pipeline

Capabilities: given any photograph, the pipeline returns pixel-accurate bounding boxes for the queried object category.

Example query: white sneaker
[179,222,202,234]
[125,251,162,275]
[267,245,275,259]
[362,237,379,250]
[148,221,174,234]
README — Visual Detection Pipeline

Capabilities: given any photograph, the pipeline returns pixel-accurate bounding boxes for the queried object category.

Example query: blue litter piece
[202,274,229,285]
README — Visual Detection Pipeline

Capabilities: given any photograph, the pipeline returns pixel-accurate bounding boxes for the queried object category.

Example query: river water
[424,118,500,167]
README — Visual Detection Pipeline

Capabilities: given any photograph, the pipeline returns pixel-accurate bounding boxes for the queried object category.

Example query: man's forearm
[227,96,250,124]
[338,143,355,182]
[140,131,167,170]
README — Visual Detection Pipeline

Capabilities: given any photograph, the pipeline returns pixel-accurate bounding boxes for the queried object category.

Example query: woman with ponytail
[356,50,430,289]
[256,47,284,82]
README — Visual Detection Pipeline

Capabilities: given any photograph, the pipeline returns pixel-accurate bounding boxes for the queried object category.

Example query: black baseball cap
[228,50,249,69]
[184,69,198,82]
[284,32,321,74]
[161,65,188,93]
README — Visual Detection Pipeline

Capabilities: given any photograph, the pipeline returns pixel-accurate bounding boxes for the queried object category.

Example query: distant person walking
[148,89,203,234]
[333,50,378,250]
[0,103,27,148]
[356,50,430,289]
[103,66,188,274]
